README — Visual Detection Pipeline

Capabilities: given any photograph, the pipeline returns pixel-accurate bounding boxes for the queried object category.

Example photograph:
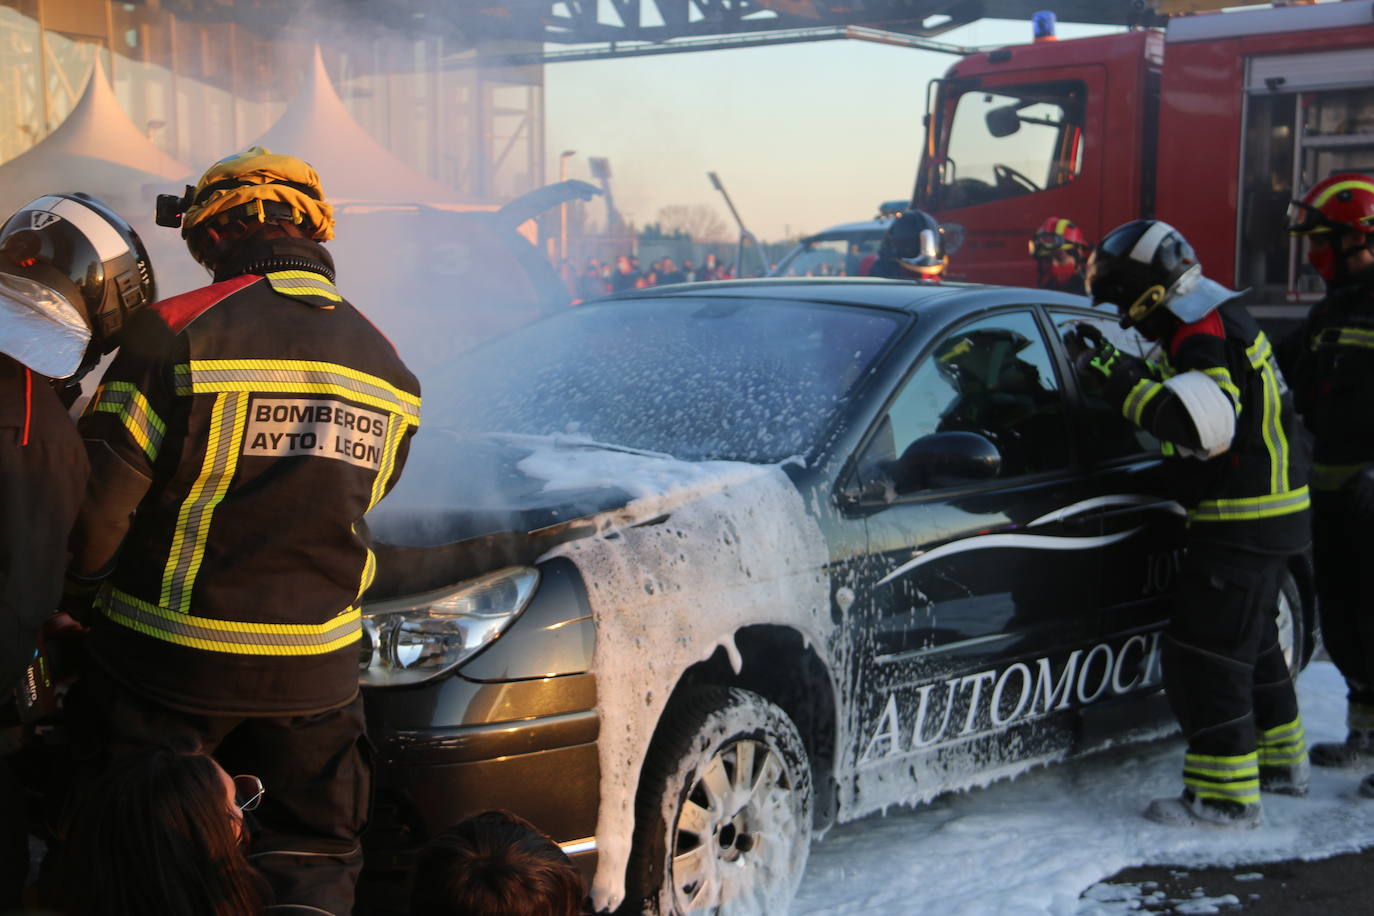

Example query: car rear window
[427,297,905,463]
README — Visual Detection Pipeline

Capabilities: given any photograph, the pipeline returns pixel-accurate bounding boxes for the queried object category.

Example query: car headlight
[359,566,540,687]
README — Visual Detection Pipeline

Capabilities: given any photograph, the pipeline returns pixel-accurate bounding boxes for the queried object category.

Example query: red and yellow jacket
[73,239,420,715]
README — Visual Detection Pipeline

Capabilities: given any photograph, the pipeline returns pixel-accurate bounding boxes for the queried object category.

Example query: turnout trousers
[1312,492,1374,717]
[1162,540,1304,804]
[66,665,372,916]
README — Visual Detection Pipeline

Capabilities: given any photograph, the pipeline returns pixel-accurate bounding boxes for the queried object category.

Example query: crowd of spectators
[571,251,737,299]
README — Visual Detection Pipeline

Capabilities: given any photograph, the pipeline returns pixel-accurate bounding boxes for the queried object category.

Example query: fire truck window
[1049,309,1161,463]
[938,81,1086,210]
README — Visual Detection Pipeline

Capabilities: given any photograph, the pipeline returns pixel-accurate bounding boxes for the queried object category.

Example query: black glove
[1064,322,1106,361]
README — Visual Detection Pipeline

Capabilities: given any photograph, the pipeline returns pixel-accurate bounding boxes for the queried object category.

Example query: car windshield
[775,232,886,277]
[426,297,905,463]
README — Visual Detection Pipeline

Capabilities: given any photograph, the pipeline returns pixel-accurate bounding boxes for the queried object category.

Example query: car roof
[600,276,1097,326]
[801,219,890,239]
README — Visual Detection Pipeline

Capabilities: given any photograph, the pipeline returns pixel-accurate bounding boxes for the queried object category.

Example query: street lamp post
[559,150,576,264]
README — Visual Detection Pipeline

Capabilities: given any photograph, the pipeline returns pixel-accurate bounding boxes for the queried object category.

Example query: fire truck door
[923,66,1106,288]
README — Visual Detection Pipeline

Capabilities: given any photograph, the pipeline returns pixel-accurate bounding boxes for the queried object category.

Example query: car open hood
[368,430,790,600]
[365,432,641,598]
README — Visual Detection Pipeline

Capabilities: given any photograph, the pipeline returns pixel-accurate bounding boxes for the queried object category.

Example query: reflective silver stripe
[174,362,420,423]
[1129,220,1178,263]
[28,195,128,261]
[559,838,598,856]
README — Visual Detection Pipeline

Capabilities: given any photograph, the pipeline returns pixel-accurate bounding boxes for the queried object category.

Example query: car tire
[1275,566,1305,678]
[624,686,813,915]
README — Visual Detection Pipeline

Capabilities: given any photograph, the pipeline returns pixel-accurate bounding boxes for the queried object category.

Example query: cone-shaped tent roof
[0,57,190,217]
[250,48,468,207]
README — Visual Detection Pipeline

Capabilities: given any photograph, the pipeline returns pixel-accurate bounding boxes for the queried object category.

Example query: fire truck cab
[915,0,1374,312]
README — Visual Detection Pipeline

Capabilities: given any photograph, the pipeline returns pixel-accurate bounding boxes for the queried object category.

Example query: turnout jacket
[1283,265,1374,493]
[73,239,420,716]
[0,356,87,693]
[1100,303,1309,554]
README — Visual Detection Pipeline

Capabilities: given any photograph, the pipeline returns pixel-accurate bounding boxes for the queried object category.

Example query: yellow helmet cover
[182,147,335,252]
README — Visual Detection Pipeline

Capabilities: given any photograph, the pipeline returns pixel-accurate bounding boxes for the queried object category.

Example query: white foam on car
[518,443,832,913]
[793,661,1374,915]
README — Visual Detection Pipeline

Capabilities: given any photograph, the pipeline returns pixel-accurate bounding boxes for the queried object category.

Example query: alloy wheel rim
[670,737,800,913]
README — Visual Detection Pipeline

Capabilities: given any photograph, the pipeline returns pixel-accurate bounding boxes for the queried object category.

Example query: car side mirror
[886,431,1001,494]
[986,105,1022,139]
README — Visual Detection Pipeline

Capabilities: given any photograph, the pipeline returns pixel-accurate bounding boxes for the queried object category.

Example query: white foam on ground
[794,661,1374,915]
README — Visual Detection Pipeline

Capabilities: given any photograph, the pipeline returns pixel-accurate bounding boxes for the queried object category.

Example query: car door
[843,308,1107,776]
[1044,307,1185,644]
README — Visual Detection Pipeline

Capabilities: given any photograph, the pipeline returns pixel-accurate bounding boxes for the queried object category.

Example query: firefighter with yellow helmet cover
[1283,172,1374,798]
[63,148,421,913]
[1068,219,1311,829]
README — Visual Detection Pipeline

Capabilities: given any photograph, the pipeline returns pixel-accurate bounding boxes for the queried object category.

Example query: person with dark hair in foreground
[411,811,584,916]
[56,745,266,916]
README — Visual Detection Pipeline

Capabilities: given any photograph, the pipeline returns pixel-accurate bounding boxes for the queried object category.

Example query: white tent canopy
[250,47,470,208]
[0,57,190,218]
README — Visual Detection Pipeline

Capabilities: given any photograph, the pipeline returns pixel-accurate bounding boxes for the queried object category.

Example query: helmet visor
[898,229,944,269]
[0,272,91,378]
[1286,199,1336,236]
[1029,231,1073,257]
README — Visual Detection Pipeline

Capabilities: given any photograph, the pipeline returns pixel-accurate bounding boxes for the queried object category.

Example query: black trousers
[1163,541,1301,759]
[1312,493,1374,707]
[64,665,372,916]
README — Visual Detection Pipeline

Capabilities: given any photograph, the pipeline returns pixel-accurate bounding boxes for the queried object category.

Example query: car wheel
[625,686,813,915]
[1275,566,1305,678]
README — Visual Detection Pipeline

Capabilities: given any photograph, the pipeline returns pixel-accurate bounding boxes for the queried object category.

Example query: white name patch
[243,398,388,470]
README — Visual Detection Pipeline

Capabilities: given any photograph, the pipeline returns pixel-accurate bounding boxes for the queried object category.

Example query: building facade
[0,0,544,203]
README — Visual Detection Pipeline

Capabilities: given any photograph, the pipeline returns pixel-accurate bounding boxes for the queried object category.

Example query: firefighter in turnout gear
[63,148,421,913]
[0,193,154,906]
[1283,173,1374,797]
[1068,219,1310,828]
[1030,217,1090,295]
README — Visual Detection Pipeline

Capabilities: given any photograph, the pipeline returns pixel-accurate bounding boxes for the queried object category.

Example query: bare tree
[655,204,729,242]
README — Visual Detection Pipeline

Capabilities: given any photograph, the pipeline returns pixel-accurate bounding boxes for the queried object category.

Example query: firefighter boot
[1259,757,1311,797]
[1258,718,1310,796]
[1310,728,1374,769]
[1144,790,1263,829]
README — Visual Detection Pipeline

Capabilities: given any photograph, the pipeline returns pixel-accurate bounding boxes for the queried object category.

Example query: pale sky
[545,18,1120,241]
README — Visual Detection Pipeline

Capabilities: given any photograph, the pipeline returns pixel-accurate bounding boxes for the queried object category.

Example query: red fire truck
[915,0,1374,315]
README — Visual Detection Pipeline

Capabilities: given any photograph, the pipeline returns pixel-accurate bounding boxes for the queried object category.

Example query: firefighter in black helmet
[0,192,156,905]
[867,208,948,281]
[63,148,421,914]
[1068,219,1310,828]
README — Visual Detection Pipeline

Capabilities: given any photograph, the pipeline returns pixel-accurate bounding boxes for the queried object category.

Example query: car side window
[1047,309,1161,462]
[866,310,1073,483]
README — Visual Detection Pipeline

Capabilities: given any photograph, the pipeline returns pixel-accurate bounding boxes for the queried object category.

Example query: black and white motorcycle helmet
[0,193,155,378]
[1086,219,1239,329]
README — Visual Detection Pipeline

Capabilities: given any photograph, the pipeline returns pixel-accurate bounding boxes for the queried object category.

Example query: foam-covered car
[358,278,1313,915]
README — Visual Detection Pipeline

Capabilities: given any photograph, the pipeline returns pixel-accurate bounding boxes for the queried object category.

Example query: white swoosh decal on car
[1027,494,1186,527]
[876,528,1144,586]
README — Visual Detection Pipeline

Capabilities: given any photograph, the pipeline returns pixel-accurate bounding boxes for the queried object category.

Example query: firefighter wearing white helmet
[1067,219,1311,829]
[0,193,154,902]
[63,149,420,914]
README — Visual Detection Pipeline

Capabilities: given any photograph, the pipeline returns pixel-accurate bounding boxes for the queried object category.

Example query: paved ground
[1086,845,1374,914]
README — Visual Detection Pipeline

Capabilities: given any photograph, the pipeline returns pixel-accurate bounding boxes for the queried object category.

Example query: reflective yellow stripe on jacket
[100,586,362,655]
[87,381,166,462]
[1190,332,1308,524]
[173,359,421,424]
